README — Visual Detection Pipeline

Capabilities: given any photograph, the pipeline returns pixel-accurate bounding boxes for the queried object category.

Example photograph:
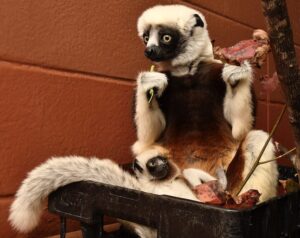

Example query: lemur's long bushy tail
[9,156,140,233]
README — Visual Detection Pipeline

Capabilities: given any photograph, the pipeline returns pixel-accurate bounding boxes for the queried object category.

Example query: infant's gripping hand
[137,71,168,98]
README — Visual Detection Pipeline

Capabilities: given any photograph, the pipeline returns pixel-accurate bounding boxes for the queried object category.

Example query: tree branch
[261,0,300,180]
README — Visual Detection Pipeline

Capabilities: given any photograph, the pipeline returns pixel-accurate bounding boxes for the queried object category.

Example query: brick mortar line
[0,194,14,199]
[0,58,136,85]
[257,99,286,106]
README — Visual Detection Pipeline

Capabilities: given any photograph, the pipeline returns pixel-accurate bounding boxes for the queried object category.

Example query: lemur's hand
[183,167,227,190]
[222,61,252,87]
[183,168,217,189]
[137,72,168,97]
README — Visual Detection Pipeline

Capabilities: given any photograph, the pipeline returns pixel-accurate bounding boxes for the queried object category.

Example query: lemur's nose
[145,46,155,57]
[144,46,160,60]
[146,156,169,180]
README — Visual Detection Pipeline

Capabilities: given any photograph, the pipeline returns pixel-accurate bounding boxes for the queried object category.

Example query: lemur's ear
[193,14,204,28]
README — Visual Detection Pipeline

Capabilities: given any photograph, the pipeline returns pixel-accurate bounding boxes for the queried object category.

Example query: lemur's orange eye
[162,34,172,43]
[143,35,149,44]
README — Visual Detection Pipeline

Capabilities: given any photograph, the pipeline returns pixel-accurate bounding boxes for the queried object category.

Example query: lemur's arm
[222,61,254,140]
[132,71,168,155]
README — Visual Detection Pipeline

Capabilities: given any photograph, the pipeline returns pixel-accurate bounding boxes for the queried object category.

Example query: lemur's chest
[157,63,238,173]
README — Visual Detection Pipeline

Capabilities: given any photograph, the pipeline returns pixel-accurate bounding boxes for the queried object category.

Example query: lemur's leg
[132,72,168,155]
[240,130,278,202]
[222,61,254,140]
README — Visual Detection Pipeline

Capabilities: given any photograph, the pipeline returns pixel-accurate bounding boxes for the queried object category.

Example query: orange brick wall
[0,1,299,237]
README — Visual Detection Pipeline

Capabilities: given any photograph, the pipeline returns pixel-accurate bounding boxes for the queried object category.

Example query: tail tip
[8,202,41,233]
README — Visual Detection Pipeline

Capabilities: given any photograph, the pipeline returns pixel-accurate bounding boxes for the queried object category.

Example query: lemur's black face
[142,26,185,62]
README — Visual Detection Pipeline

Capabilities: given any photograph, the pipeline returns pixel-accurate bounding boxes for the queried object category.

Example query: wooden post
[261,0,300,180]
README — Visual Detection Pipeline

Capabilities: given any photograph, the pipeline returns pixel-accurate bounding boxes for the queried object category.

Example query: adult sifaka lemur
[132,4,277,199]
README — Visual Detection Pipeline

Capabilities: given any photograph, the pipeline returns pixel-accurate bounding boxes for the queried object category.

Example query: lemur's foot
[137,72,168,97]
[222,61,252,87]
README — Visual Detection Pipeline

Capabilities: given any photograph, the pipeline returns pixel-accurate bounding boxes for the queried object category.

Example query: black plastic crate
[48,166,300,238]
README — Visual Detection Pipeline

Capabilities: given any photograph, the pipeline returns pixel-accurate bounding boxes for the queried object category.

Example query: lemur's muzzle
[146,156,169,180]
[144,46,164,62]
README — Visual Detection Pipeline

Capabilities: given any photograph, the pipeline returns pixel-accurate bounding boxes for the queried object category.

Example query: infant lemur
[9,5,278,238]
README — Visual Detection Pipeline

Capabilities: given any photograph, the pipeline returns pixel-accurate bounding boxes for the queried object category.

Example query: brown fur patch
[157,62,240,181]
[226,143,245,194]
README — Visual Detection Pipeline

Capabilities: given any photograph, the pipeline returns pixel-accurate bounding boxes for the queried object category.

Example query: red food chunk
[194,181,261,209]
[194,180,225,205]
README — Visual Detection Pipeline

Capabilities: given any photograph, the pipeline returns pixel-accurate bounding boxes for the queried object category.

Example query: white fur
[9,157,140,233]
[134,225,157,238]
[170,20,213,73]
[183,168,216,189]
[222,61,254,140]
[134,72,167,152]
[147,28,159,47]
[137,5,207,37]
[240,130,278,202]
